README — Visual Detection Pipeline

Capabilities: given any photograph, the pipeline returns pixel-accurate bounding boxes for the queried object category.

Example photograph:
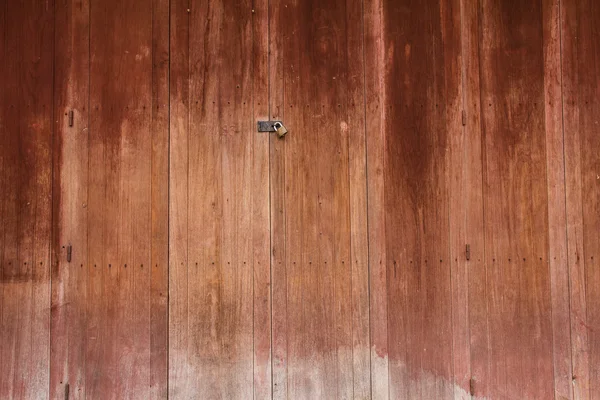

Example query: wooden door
[168,0,271,398]
[269,0,370,398]
[0,2,53,398]
[50,0,169,398]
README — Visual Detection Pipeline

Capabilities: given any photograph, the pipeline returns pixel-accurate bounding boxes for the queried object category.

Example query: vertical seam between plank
[267,0,275,397]
[166,0,172,397]
[251,0,256,398]
[48,0,57,396]
[359,0,372,398]
[85,0,92,396]
[539,0,557,397]
[459,0,474,395]
[475,0,491,396]
[557,0,576,397]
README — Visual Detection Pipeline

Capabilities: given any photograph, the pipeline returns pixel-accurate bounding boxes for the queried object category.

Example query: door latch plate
[257,120,283,132]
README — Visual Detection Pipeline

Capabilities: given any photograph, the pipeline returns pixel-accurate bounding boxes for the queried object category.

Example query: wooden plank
[86,1,155,397]
[269,0,287,397]
[381,0,458,398]
[562,0,600,398]
[251,0,272,398]
[363,0,389,397]
[478,1,554,398]
[0,0,6,391]
[169,0,266,397]
[449,0,484,398]
[51,0,90,398]
[0,1,54,398]
[345,0,371,397]
[167,0,190,396]
[542,0,573,398]
[149,0,170,398]
[269,0,368,397]
[458,0,489,398]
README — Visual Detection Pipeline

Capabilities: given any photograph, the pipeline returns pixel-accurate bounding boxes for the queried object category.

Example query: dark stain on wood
[1,0,599,398]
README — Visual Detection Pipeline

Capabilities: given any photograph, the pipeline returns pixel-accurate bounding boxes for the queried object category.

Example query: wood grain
[51,0,90,399]
[459,0,489,398]
[169,0,268,397]
[150,0,170,398]
[86,0,160,397]
[365,0,462,398]
[252,0,272,397]
[450,0,486,398]
[478,1,554,398]
[562,0,600,398]
[543,0,573,398]
[363,0,389,396]
[269,0,369,398]
[0,1,54,398]
[2,0,600,398]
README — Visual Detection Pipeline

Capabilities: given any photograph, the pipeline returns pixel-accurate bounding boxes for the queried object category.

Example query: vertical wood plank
[0,0,6,391]
[478,1,554,398]
[562,0,600,398]
[543,0,573,398]
[51,0,90,398]
[269,0,288,397]
[169,0,267,397]
[168,0,190,396]
[363,0,389,396]
[458,0,489,398]
[150,0,170,398]
[0,1,54,398]
[86,1,156,397]
[450,0,485,398]
[269,0,368,397]
[252,0,272,397]
[365,0,461,398]
[346,0,371,396]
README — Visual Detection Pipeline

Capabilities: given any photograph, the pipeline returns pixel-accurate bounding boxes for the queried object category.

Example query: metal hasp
[257,120,288,137]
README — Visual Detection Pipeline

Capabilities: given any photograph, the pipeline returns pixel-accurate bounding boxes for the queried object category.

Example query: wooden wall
[0,0,598,399]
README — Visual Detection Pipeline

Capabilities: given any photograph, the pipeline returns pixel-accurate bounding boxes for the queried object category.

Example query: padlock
[273,121,288,138]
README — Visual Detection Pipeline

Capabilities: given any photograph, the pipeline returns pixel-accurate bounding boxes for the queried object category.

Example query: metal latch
[257,120,288,138]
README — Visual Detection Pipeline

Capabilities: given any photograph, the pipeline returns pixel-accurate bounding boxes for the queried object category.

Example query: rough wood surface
[85,0,164,397]
[1,0,600,398]
[562,0,600,398]
[478,1,554,398]
[363,0,389,396]
[168,0,268,398]
[543,0,573,398]
[269,0,369,397]
[378,0,460,398]
[51,0,90,399]
[0,1,54,399]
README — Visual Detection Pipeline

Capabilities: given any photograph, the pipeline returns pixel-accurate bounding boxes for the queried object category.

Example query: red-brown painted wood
[85,0,166,397]
[51,1,90,399]
[2,0,600,398]
[269,0,369,398]
[366,0,462,398]
[478,1,554,398]
[451,0,485,398]
[459,1,489,398]
[168,0,270,398]
[0,1,54,398]
[150,0,170,398]
[363,0,390,396]
[562,0,600,398]
[252,0,273,398]
[543,0,573,398]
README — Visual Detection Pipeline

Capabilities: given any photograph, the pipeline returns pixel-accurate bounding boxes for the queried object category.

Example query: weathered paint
[1,0,599,399]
